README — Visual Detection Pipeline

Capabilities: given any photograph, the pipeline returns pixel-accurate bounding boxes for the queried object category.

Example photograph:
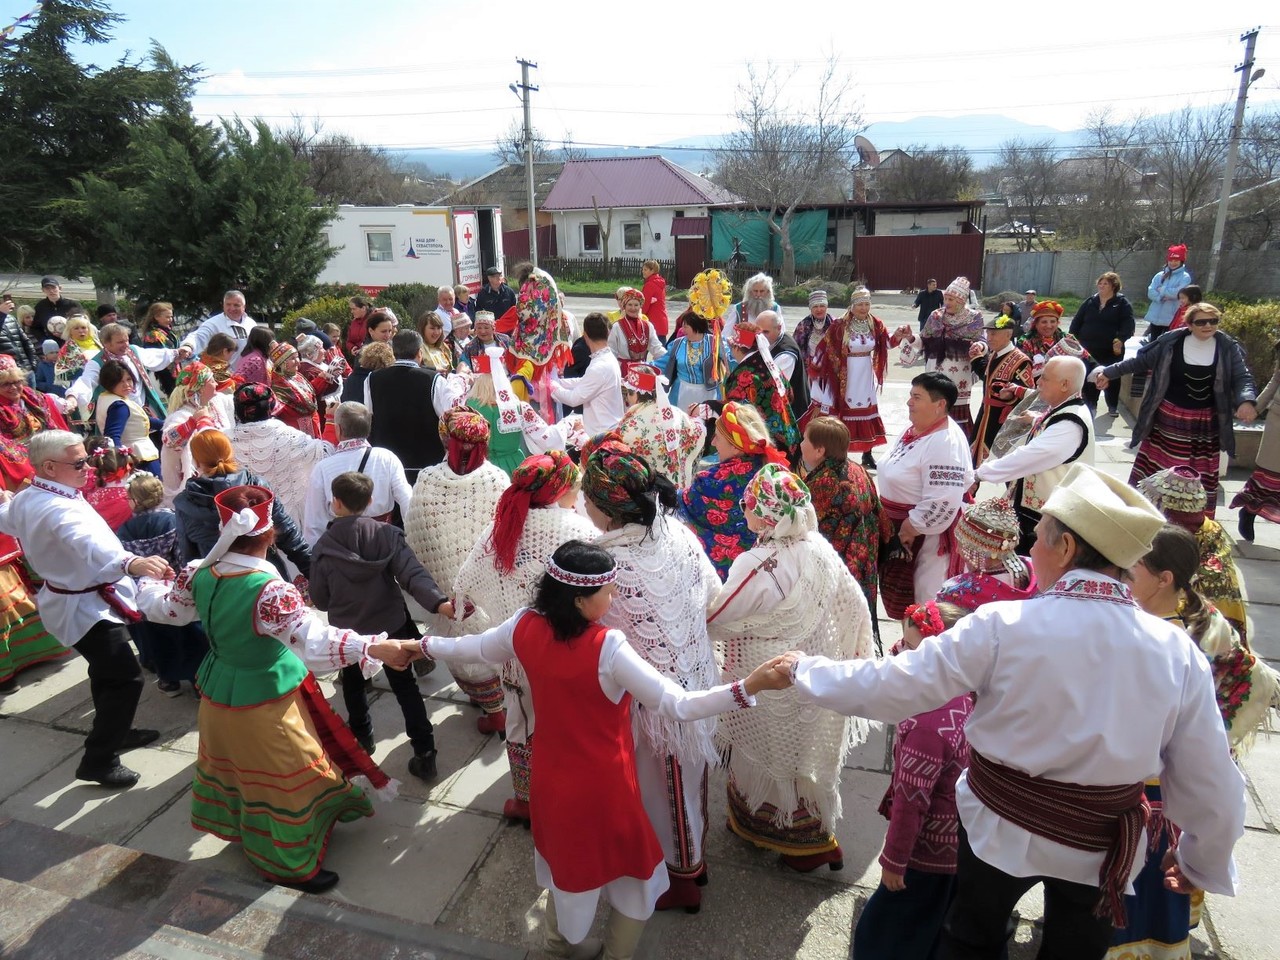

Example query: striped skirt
[1232,465,1280,524]
[0,562,69,684]
[192,686,374,883]
[725,773,838,857]
[1130,401,1221,513]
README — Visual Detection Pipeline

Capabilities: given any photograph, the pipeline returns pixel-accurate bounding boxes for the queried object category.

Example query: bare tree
[493,118,551,166]
[713,57,862,285]
[279,116,410,205]
[875,144,975,203]
[1055,108,1152,264]
[590,195,615,262]
[559,130,588,162]
[995,138,1060,251]
[1227,108,1280,249]
[1139,105,1231,239]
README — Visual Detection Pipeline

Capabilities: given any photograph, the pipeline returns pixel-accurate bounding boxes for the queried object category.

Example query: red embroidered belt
[45,580,142,624]
[369,511,394,524]
[966,748,1149,926]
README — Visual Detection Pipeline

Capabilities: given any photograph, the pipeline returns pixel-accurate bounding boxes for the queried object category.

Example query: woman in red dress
[418,540,783,960]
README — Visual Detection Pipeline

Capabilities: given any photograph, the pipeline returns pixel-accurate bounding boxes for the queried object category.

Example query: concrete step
[0,816,526,959]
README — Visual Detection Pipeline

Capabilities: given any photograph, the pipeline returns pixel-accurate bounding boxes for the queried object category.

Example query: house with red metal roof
[541,156,741,266]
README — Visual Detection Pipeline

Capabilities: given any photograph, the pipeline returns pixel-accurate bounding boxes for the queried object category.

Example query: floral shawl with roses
[677,452,766,580]
[804,455,892,606]
[724,352,798,453]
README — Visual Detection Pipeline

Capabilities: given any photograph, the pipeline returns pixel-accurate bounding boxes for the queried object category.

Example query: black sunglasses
[1189,317,1220,327]
[51,457,90,470]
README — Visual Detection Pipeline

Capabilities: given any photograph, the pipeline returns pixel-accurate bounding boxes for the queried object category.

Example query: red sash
[45,580,142,624]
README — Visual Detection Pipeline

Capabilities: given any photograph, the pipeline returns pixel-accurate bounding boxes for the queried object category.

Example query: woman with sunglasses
[1094,303,1256,515]
[0,354,68,451]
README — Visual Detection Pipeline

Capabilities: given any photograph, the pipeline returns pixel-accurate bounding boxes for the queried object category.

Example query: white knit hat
[1040,464,1165,569]
[945,276,971,299]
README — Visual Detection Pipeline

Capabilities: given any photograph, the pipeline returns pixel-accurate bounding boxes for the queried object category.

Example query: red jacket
[345,316,368,359]
[643,273,669,337]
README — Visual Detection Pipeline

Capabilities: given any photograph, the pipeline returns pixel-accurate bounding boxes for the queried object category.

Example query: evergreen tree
[0,0,197,273]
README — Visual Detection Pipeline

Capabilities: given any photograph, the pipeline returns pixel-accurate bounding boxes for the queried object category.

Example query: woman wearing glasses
[1094,303,1256,515]
[0,354,68,450]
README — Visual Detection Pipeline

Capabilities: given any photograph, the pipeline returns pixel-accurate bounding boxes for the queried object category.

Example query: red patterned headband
[904,601,946,638]
[547,557,617,587]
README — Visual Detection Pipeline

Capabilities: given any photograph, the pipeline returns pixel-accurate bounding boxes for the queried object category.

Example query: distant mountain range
[392,113,1098,183]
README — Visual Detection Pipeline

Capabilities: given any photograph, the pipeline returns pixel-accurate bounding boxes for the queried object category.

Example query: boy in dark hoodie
[310,471,453,781]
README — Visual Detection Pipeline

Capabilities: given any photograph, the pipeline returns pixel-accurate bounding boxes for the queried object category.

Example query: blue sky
[7,0,1280,151]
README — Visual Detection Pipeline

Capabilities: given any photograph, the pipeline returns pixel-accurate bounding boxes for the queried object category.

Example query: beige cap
[1040,464,1165,569]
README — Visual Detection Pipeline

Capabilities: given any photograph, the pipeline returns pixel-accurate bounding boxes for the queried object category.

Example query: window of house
[623,222,642,252]
[365,231,394,262]
[674,210,685,218]
[582,223,601,253]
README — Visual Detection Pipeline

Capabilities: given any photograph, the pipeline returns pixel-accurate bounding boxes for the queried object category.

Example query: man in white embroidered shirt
[303,401,413,544]
[550,312,624,435]
[975,355,1095,553]
[774,464,1246,960]
[0,431,173,788]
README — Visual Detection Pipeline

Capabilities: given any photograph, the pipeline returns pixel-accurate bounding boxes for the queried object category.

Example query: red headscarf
[487,451,580,572]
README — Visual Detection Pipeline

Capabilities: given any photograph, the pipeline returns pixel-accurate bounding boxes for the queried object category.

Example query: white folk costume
[876,416,974,620]
[899,277,985,435]
[453,452,596,817]
[582,435,724,902]
[976,393,1095,552]
[404,417,510,717]
[232,419,333,527]
[160,366,235,503]
[791,466,1247,959]
[708,465,874,863]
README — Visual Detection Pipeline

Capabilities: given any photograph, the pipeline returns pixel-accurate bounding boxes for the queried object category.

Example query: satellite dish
[855,135,880,167]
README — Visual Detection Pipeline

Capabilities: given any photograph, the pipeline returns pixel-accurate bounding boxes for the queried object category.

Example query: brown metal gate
[854,234,984,290]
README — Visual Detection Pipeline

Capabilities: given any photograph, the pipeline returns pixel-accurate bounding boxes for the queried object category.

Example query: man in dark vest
[364,330,459,487]
[756,310,810,425]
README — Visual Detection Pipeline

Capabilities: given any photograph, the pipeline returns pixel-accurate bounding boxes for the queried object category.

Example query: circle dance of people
[0,264,1274,960]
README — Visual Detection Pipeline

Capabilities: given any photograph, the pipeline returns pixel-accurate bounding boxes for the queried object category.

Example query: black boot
[1238,509,1257,543]
[861,451,876,471]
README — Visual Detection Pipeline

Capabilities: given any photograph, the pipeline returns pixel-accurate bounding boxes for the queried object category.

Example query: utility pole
[512,58,540,268]
[1206,27,1263,292]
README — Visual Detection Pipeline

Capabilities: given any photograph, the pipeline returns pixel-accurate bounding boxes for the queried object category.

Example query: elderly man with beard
[722,272,783,347]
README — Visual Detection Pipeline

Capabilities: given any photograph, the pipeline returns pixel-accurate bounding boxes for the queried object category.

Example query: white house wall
[554,206,709,260]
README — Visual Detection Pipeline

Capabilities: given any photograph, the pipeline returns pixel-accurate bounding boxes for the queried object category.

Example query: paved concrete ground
[0,294,1277,958]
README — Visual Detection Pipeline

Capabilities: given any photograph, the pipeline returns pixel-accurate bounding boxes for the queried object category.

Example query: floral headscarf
[443,408,491,476]
[618,287,643,308]
[582,434,658,527]
[175,363,215,396]
[743,463,816,541]
[234,381,280,423]
[488,450,580,572]
[717,401,789,468]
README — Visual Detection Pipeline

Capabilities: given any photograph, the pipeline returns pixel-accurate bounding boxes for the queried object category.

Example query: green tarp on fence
[710,209,829,265]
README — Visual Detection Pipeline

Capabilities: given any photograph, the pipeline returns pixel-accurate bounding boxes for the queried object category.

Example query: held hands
[1093,371,1110,391]
[369,638,414,671]
[968,341,987,360]
[177,345,194,361]
[1237,402,1258,423]
[128,555,174,580]
[892,324,913,341]
[743,654,797,695]
[436,601,455,620]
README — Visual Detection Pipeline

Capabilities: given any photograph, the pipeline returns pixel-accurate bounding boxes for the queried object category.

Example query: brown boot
[543,894,603,960]
[602,909,646,960]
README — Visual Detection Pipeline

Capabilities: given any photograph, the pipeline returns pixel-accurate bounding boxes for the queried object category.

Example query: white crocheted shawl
[454,505,599,628]
[709,532,875,830]
[596,516,723,767]
[404,460,510,637]
[233,419,333,526]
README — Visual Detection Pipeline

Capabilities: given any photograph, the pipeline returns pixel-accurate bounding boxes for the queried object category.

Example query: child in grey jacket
[310,471,454,781]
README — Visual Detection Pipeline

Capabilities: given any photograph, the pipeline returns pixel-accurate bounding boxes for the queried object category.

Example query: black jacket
[0,315,38,373]
[367,364,444,472]
[31,297,80,341]
[772,332,810,422]
[475,282,517,318]
[1068,294,1136,361]
[311,516,446,634]
[913,289,944,325]
[173,468,312,575]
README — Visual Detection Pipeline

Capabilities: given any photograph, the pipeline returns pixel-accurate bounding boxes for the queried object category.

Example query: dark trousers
[340,614,434,755]
[852,867,956,960]
[1081,377,1121,415]
[73,620,144,770]
[130,620,208,684]
[939,831,1113,960]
